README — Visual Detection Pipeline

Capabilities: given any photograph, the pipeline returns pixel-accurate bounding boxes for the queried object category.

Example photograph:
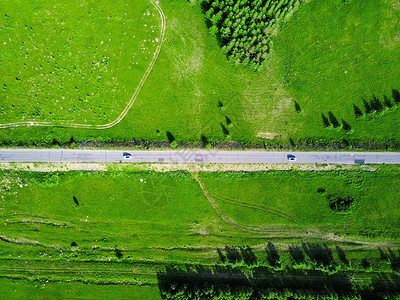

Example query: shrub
[326,194,356,214]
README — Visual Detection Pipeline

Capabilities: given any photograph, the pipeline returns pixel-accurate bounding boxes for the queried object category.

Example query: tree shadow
[266,242,281,269]
[166,131,175,143]
[200,134,209,147]
[68,137,76,146]
[361,259,370,269]
[51,139,61,146]
[370,95,383,112]
[73,196,79,206]
[335,246,349,266]
[240,246,257,267]
[378,246,389,261]
[301,242,335,269]
[371,273,400,293]
[363,98,372,114]
[322,113,330,127]
[328,111,340,128]
[115,246,123,259]
[383,95,392,108]
[294,101,302,113]
[341,119,352,132]
[353,103,363,118]
[288,245,305,265]
[392,89,400,103]
[220,123,229,136]
[224,246,241,264]
[218,101,225,112]
[387,247,400,271]
[289,138,295,147]
[225,116,232,127]
[217,248,226,263]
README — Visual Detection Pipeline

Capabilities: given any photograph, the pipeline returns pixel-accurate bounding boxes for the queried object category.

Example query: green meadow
[0,0,160,124]
[0,0,398,147]
[0,166,399,297]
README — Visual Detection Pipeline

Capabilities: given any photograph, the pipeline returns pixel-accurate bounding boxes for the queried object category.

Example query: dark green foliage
[202,0,302,68]
[326,194,356,214]
[115,246,123,259]
[200,134,209,146]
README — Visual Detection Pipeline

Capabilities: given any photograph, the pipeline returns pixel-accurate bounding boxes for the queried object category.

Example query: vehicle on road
[123,152,132,159]
[287,154,297,161]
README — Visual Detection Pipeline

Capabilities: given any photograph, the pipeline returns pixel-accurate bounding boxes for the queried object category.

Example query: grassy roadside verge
[0,166,399,297]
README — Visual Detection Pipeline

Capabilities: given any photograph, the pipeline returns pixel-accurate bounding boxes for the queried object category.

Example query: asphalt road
[0,149,399,164]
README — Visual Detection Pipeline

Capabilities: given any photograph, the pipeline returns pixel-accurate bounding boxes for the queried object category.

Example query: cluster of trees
[159,281,370,299]
[353,89,400,118]
[321,111,352,132]
[202,0,302,68]
[158,243,400,299]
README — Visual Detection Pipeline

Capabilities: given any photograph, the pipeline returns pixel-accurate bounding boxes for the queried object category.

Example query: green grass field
[0,0,160,124]
[199,168,400,238]
[0,0,398,147]
[1,166,399,296]
[275,0,400,143]
[0,278,160,300]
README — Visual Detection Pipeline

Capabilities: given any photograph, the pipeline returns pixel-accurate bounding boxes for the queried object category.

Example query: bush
[326,194,356,214]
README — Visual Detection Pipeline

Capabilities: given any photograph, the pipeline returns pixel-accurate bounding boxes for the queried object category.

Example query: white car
[123,152,132,159]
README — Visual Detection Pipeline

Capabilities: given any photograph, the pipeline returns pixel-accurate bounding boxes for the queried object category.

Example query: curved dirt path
[0,0,166,130]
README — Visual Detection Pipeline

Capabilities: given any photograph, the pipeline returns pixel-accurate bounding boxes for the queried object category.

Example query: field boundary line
[0,0,166,130]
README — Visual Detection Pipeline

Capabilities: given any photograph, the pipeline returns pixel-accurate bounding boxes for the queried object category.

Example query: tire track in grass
[211,193,298,223]
[192,173,400,247]
[192,172,299,235]
[0,0,166,130]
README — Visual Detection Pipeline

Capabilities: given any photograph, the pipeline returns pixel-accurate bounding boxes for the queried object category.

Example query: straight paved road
[0,149,399,164]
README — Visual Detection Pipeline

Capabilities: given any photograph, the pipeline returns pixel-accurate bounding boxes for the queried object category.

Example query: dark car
[123,152,132,159]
